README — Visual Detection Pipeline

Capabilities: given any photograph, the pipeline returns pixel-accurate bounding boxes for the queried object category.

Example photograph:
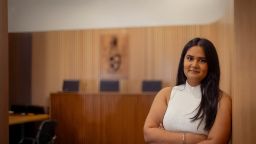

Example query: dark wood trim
[0,0,9,142]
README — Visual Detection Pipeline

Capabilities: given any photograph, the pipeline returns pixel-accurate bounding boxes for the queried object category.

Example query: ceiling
[8,0,228,32]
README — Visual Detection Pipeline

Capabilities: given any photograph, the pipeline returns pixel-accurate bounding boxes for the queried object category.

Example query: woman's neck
[186,80,201,87]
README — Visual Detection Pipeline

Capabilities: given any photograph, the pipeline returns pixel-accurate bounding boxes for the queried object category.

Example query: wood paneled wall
[50,93,155,144]
[32,21,234,107]
[0,0,8,142]
[233,0,256,143]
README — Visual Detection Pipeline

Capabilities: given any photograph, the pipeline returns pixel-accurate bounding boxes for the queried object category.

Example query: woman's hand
[159,123,164,130]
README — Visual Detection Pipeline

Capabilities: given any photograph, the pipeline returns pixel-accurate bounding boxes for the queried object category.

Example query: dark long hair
[176,37,221,131]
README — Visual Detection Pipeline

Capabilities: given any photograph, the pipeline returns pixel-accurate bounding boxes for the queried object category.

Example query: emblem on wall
[100,32,129,79]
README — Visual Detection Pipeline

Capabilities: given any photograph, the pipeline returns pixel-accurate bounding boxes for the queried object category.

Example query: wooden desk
[9,114,49,125]
[51,92,156,144]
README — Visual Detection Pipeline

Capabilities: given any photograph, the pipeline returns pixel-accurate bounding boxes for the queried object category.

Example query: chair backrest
[100,80,119,92]
[11,105,45,114]
[142,80,162,92]
[10,105,28,114]
[36,120,57,144]
[27,105,45,114]
[62,80,80,92]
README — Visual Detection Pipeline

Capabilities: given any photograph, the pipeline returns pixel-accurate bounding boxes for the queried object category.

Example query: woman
[143,38,232,144]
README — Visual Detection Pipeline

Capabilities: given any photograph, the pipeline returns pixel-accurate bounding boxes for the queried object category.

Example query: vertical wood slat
[50,93,155,144]
[233,0,256,143]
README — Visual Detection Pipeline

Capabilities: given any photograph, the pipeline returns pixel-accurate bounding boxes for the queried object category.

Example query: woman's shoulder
[154,86,171,100]
[219,91,232,108]
[158,86,172,95]
[159,84,185,92]
[155,86,175,103]
[156,84,184,96]
[220,91,232,102]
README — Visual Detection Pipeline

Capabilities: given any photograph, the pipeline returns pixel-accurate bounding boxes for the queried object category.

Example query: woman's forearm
[144,127,207,144]
[185,133,207,144]
[144,127,184,144]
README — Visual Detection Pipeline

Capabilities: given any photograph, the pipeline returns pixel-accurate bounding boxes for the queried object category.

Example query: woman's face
[183,46,208,86]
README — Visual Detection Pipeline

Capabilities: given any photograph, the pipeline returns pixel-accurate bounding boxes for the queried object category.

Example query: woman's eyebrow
[186,55,206,59]
[198,57,206,59]
[186,55,194,57]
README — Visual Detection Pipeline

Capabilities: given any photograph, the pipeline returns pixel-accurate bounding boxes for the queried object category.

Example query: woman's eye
[200,59,207,63]
[186,56,193,61]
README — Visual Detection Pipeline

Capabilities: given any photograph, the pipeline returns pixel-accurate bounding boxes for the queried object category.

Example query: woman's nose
[191,60,199,67]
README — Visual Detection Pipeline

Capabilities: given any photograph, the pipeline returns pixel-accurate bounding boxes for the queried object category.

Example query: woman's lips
[189,70,200,73]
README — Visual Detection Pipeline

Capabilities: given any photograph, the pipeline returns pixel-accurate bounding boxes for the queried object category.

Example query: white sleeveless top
[163,82,208,135]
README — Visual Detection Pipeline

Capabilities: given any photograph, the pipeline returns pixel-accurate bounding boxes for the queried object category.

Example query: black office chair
[19,119,57,144]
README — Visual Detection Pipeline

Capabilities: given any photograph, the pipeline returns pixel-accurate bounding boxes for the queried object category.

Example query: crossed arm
[143,87,232,144]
